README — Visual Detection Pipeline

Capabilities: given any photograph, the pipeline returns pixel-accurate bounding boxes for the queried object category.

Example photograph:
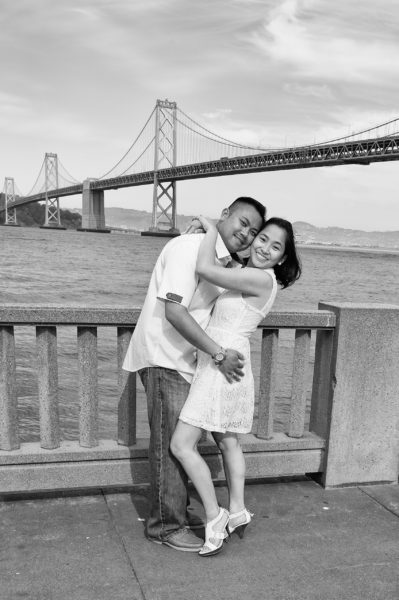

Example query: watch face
[215,351,225,362]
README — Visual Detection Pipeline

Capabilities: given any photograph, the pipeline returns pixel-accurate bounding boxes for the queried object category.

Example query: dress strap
[260,269,278,314]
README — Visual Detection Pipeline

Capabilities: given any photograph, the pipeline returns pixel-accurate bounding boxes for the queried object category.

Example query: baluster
[199,429,208,445]
[288,329,311,438]
[257,329,279,440]
[36,326,60,449]
[309,328,334,438]
[0,326,19,450]
[117,327,136,446]
[77,327,98,447]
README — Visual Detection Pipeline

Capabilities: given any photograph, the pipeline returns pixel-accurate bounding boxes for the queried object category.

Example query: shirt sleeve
[157,235,202,307]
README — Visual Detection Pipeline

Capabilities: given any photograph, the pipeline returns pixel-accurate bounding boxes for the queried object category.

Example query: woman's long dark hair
[263,217,302,288]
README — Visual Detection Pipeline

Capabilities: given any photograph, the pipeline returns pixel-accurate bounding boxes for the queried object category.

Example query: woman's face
[248,224,287,269]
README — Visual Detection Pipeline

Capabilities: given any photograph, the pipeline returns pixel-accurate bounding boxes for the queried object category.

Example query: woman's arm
[195,217,271,297]
[195,217,219,273]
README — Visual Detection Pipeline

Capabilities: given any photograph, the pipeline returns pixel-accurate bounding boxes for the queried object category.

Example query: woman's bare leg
[212,431,246,513]
[171,420,219,521]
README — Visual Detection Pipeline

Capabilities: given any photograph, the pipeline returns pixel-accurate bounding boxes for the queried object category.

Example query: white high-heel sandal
[198,507,229,557]
[227,508,253,538]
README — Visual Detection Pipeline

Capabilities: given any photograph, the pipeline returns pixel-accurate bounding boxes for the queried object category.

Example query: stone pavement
[1,478,399,600]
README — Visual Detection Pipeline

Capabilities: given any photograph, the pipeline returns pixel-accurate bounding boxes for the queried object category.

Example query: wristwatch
[212,347,227,365]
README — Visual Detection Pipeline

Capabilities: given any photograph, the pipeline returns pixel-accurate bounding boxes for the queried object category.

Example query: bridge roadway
[10,133,399,207]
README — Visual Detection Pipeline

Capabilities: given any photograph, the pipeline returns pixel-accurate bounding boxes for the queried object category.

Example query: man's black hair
[228,196,266,223]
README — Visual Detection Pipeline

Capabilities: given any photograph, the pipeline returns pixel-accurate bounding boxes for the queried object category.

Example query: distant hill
[3,201,398,249]
[69,206,196,233]
[101,207,194,232]
[91,207,399,250]
[0,202,81,229]
[293,221,399,250]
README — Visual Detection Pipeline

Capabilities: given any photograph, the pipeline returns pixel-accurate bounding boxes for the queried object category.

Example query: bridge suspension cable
[176,109,399,157]
[176,107,269,150]
[24,157,46,197]
[57,158,81,185]
[12,181,25,198]
[305,116,399,148]
[117,135,156,177]
[97,106,156,179]
[13,100,399,209]
[173,113,267,166]
[89,101,399,186]
[96,102,274,181]
[21,155,81,198]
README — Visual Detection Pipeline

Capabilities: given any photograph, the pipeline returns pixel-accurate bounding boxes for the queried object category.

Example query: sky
[1,0,399,231]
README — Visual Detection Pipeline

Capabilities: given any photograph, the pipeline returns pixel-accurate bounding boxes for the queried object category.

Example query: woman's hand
[183,215,216,235]
[183,218,204,234]
[195,215,216,233]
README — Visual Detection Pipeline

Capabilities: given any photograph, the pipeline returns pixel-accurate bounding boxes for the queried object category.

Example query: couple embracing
[123,196,301,557]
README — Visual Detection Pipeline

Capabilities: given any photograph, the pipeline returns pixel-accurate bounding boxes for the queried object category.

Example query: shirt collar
[214,235,244,268]
[215,233,232,266]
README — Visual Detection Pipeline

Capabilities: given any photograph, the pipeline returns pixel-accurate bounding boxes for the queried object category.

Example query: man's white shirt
[122,233,233,383]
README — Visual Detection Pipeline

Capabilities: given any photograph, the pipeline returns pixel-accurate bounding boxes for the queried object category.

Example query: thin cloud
[0,92,30,117]
[202,109,233,120]
[250,0,399,84]
[283,83,333,99]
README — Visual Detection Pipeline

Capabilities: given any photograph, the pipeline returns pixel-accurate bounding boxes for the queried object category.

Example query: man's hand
[218,349,245,384]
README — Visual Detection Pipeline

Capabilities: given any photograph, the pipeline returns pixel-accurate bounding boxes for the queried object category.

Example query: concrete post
[78,179,110,233]
[0,326,19,450]
[320,302,399,488]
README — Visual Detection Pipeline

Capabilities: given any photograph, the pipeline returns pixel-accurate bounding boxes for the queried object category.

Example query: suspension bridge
[2,99,399,233]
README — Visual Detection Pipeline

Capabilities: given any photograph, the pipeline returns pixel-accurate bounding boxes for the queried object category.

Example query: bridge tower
[42,153,65,229]
[146,99,179,236]
[3,177,18,226]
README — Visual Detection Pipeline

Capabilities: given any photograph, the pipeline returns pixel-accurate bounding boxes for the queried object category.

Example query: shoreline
[2,225,398,255]
[298,243,399,254]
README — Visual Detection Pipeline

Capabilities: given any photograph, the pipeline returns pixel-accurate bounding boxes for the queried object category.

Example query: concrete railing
[0,303,398,494]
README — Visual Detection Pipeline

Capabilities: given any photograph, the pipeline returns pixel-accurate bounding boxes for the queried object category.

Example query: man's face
[217,204,264,253]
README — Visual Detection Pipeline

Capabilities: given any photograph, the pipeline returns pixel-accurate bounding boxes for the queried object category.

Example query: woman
[170,215,301,557]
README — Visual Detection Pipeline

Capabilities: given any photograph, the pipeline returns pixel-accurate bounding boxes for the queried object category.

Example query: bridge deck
[9,134,399,205]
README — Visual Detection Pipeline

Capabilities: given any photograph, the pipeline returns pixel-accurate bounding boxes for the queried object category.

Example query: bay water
[1,227,398,442]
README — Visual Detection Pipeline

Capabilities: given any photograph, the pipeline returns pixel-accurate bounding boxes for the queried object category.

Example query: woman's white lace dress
[179,269,278,433]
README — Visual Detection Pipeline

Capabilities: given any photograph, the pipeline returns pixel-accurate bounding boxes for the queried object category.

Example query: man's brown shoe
[148,527,203,552]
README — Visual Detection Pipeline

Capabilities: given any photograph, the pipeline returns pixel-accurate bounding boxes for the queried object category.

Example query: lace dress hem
[178,415,252,434]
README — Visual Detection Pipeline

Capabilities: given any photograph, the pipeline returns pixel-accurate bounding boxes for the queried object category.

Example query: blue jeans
[139,367,191,540]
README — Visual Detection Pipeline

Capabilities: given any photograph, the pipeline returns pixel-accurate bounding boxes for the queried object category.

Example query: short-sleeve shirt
[122,233,232,383]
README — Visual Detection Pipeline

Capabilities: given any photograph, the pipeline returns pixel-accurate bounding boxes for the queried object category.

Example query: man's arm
[165,302,244,384]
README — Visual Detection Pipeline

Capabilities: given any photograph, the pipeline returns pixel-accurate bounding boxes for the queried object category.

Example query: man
[123,197,265,551]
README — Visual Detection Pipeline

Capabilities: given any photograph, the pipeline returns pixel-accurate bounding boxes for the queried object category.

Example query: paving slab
[0,494,144,600]
[1,479,399,600]
[360,483,399,517]
[105,479,399,600]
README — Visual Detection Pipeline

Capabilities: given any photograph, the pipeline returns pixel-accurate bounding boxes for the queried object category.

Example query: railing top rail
[261,310,335,329]
[0,305,336,328]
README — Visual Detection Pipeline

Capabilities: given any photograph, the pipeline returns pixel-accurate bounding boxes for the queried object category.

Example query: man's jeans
[139,367,191,541]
